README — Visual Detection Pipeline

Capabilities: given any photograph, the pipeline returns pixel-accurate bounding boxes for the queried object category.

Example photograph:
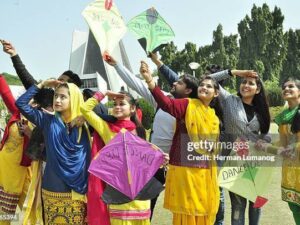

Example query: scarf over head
[48,83,90,194]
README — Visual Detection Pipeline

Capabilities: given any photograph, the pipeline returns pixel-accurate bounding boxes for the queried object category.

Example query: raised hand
[103,51,117,66]
[40,79,63,89]
[140,61,155,90]
[139,61,152,82]
[232,70,258,78]
[149,52,163,67]
[106,90,126,100]
[1,40,17,56]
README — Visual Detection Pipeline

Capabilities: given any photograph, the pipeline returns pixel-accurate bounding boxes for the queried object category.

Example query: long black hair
[237,77,270,134]
[119,91,146,140]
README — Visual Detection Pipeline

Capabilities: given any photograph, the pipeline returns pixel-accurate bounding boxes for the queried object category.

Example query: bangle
[146,78,153,84]
[93,92,105,102]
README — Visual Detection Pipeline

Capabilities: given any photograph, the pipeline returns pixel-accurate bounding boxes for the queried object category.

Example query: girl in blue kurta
[16,79,90,224]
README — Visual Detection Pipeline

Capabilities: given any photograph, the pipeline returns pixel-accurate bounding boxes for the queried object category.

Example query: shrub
[137,98,155,130]
[264,80,284,107]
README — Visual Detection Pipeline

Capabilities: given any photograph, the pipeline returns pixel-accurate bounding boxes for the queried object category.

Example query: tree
[224,34,239,69]
[196,44,213,76]
[174,42,198,76]
[263,6,287,81]
[159,41,179,91]
[223,34,239,89]
[237,4,286,82]
[1,73,22,85]
[205,25,239,89]
[159,41,177,67]
[211,24,228,68]
[280,29,300,82]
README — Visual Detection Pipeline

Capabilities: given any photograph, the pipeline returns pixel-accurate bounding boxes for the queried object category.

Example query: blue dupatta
[45,114,90,194]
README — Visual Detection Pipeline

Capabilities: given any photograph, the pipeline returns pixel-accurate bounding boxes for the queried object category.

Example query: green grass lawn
[151,123,296,225]
[151,167,294,225]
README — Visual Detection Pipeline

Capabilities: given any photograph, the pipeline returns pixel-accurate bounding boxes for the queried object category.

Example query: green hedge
[105,98,155,130]
[137,98,155,130]
[2,72,22,85]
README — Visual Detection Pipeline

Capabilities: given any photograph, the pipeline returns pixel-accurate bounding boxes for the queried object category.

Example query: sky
[0,0,300,80]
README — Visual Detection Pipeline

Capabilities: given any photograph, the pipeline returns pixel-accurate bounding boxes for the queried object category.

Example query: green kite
[127,7,175,54]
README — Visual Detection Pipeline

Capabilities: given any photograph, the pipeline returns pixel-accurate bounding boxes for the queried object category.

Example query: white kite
[82,0,127,56]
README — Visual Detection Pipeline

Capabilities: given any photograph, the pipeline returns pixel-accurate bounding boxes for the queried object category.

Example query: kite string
[123,132,132,186]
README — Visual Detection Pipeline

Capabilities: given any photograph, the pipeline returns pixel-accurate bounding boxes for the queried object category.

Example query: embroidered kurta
[0,75,31,217]
[151,86,220,225]
[278,124,300,206]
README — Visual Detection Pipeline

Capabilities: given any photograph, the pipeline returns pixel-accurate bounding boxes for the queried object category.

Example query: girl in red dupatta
[0,75,31,224]
[81,90,156,225]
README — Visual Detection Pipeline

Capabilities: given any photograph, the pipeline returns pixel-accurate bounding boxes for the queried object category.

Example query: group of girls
[0,38,299,225]
[138,61,300,225]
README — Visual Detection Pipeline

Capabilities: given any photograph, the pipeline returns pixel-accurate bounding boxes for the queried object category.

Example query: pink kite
[89,129,164,199]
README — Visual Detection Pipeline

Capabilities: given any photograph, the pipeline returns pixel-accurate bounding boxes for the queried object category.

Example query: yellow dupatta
[65,83,91,143]
[65,83,91,201]
[185,98,220,155]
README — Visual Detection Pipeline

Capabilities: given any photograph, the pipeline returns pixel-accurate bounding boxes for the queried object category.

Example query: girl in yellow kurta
[140,61,221,225]
[0,75,32,225]
[274,77,300,225]
[81,90,152,225]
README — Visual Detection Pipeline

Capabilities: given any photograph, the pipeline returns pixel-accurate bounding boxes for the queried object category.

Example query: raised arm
[151,86,188,119]
[209,70,233,99]
[1,40,37,89]
[209,69,257,99]
[140,61,188,119]
[0,75,18,115]
[114,63,157,108]
[103,52,157,108]
[80,91,117,144]
[15,85,46,128]
[149,53,179,86]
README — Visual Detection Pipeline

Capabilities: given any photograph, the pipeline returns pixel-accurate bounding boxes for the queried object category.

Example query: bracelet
[146,78,153,84]
[228,69,233,77]
[93,92,105,102]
